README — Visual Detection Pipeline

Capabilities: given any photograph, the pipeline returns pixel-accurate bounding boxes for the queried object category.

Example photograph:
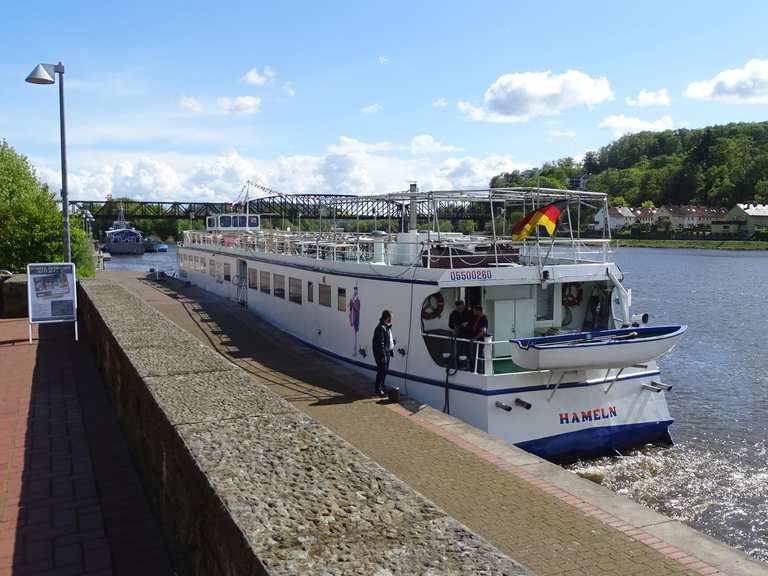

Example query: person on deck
[448,299,473,337]
[372,310,394,396]
[470,304,489,371]
[448,299,473,367]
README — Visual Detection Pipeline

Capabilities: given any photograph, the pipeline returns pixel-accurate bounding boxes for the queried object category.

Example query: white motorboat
[177,184,685,461]
[509,325,687,370]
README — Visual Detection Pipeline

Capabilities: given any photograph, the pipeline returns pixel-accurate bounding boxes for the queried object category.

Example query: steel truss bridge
[69,195,496,224]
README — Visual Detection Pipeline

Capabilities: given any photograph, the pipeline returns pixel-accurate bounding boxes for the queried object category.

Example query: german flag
[511,200,567,241]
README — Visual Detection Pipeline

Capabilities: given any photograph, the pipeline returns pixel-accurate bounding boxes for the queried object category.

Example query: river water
[570,248,768,563]
[104,244,179,274]
[106,245,768,562]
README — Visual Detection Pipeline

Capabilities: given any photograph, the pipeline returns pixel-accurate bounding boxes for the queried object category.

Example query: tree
[609,196,627,207]
[458,220,476,235]
[0,140,93,276]
[754,178,768,204]
[641,200,656,209]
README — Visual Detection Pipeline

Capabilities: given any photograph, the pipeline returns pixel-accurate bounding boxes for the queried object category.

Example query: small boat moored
[510,325,688,371]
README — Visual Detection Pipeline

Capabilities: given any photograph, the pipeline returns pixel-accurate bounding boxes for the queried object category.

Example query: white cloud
[625,88,670,107]
[459,69,614,123]
[37,138,526,202]
[598,114,674,137]
[264,66,276,78]
[551,129,576,138]
[217,96,262,115]
[243,67,268,86]
[328,136,398,155]
[328,135,460,155]
[409,134,461,154]
[685,59,768,103]
[378,56,389,64]
[432,98,448,108]
[361,103,382,114]
[178,96,203,114]
[283,82,296,97]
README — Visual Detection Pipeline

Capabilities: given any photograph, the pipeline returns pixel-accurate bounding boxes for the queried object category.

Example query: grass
[612,238,768,251]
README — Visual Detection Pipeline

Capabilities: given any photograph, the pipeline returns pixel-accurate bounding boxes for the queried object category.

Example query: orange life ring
[421,292,445,320]
[562,282,583,307]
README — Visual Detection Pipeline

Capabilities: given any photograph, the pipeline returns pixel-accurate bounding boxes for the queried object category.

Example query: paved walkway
[114,271,746,576]
[0,318,173,576]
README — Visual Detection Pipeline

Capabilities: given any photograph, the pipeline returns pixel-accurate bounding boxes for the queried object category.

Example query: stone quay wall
[77,279,531,576]
[0,274,28,318]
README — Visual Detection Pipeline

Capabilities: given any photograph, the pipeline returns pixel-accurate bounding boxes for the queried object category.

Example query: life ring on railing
[421,292,445,320]
[562,282,583,307]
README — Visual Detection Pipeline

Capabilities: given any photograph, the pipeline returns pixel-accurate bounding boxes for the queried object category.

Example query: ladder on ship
[235,277,247,307]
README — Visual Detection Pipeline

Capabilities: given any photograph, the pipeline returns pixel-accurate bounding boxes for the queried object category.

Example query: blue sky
[2,0,768,200]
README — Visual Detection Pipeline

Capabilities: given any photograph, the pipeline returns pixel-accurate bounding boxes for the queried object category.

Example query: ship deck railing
[182,230,614,268]
[421,332,530,376]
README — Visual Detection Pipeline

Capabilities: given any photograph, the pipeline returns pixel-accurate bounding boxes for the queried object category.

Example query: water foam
[567,439,768,562]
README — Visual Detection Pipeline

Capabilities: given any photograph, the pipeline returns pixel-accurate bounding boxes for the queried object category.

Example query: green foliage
[755,178,768,204]
[609,196,627,207]
[492,121,768,207]
[0,140,94,277]
[70,220,95,278]
[641,200,656,209]
[458,220,476,235]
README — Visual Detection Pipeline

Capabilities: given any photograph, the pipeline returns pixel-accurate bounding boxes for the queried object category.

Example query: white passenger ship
[177,186,686,461]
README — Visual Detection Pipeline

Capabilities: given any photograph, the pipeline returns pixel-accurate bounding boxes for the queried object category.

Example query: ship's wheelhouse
[206,214,261,232]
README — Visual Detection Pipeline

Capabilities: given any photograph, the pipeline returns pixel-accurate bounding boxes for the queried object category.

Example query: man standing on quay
[372,310,394,396]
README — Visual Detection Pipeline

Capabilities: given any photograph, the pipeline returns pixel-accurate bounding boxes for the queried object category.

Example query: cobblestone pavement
[117,272,716,576]
[0,318,173,576]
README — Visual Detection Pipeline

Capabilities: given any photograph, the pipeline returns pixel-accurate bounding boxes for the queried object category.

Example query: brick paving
[0,318,173,576]
[118,271,724,576]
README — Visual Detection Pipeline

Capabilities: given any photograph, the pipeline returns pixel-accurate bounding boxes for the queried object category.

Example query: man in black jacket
[372,310,393,396]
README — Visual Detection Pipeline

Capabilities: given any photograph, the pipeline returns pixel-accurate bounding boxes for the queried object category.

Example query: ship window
[209,259,215,278]
[319,283,332,307]
[536,284,554,321]
[273,274,285,299]
[201,259,206,274]
[248,215,260,228]
[223,263,231,282]
[207,217,215,228]
[220,215,232,228]
[248,268,258,290]
[289,278,302,304]
[337,288,346,312]
[307,281,314,303]
[260,271,270,294]
[238,215,247,228]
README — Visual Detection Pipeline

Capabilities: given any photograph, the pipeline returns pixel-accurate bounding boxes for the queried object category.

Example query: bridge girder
[68,195,494,222]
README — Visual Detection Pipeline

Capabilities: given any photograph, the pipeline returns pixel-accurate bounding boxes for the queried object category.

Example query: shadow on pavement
[138,274,374,407]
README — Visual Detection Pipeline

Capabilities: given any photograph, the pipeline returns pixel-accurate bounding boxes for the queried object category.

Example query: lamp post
[26,62,70,263]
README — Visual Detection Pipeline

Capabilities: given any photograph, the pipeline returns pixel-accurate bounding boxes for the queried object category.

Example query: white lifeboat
[509,325,687,371]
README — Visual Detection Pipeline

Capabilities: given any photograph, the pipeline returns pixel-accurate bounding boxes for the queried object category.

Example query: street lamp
[26,62,70,263]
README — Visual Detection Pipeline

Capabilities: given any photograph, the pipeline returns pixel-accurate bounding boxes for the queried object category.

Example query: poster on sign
[26,263,78,342]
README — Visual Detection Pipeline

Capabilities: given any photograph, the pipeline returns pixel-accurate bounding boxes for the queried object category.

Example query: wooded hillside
[491,122,768,207]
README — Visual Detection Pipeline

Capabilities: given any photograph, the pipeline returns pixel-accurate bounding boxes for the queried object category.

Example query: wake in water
[567,439,768,562]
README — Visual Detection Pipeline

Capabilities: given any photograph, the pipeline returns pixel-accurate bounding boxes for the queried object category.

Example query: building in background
[712,204,768,236]
[591,206,635,232]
